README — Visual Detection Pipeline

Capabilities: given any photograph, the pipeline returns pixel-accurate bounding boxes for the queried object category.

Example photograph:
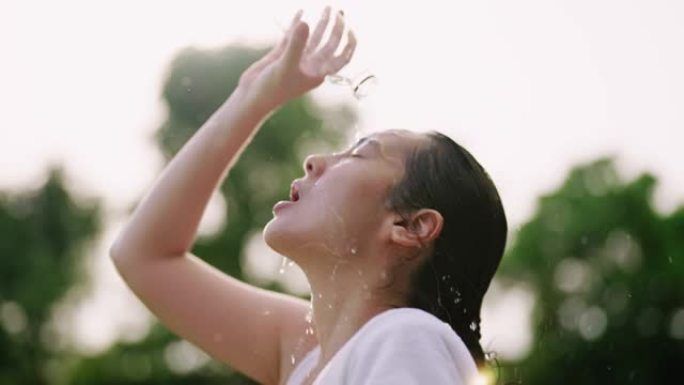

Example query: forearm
[111,87,272,259]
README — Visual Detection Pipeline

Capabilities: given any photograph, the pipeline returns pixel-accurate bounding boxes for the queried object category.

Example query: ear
[390,209,444,249]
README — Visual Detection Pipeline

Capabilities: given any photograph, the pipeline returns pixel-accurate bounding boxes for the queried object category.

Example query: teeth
[290,183,299,202]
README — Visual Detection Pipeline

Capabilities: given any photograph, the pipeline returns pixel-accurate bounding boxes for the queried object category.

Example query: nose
[303,153,327,177]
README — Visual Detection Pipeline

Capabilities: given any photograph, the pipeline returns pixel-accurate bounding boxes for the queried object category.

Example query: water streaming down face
[263,130,432,358]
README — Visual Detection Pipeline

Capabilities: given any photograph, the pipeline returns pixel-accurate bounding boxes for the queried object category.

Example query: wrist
[227,86,272,117]
[232,81,289,117]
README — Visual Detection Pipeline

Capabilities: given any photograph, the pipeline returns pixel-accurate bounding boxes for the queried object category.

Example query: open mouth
[290,183,300,202]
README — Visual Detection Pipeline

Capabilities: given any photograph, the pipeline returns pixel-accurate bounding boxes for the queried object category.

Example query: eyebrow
[350,136,381,151]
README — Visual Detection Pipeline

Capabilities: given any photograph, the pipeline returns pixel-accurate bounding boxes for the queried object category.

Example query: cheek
[263,178,389,254]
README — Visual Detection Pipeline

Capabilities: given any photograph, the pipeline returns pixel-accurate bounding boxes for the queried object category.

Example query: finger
[304,6,332,56]
[257,10,301,64]
[288,9,304,32]
[247,36,287,75]
[316,11,345,60]
[244,11,304,78]
[283,22,310,70]
[324,30,357,75]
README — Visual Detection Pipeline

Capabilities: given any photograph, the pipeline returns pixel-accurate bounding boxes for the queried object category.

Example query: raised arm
[109,7,356,385]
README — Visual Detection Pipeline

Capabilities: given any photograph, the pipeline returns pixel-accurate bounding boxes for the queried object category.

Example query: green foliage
[0,166,102,384]
[498,158,684,384]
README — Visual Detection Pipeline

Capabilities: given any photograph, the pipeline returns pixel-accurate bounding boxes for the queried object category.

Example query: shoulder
[359,307,462,348]
[345,308,478,384]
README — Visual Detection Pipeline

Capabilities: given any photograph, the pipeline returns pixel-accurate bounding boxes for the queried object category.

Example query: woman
[110,7,507,385]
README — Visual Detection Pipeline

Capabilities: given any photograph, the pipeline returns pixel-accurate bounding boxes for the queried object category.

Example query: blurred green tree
[67,44,354,384]
[0,167,103,384]
[497,158,684,384]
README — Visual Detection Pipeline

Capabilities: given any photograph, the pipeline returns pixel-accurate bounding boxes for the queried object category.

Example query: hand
[237,7,357,112]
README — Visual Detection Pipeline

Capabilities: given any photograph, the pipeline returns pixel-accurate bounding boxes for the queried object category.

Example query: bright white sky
[1,0,682,362]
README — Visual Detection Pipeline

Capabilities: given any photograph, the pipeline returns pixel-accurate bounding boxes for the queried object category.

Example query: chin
[263,216,330,262]
[263,216,307,258]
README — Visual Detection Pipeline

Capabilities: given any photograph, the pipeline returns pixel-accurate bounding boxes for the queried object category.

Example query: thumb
[283,22,310,70]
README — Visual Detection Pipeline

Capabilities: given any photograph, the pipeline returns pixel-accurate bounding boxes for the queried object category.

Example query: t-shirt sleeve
[345,318,475,385]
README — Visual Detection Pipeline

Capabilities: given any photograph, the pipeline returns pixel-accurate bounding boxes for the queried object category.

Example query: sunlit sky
[1,0,682,362]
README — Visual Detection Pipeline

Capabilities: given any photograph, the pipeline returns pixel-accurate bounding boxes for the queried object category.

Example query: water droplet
[669,255,673,263]
[350,247,357,255]
[262,310,272,316]
[327,74,352,86]
[279,257,289,274]
[380,271,389,280]
[290,354,295,364]
[317,293,323,299]
[441,275,449,281]
[453,298,462,304]
[327,304,333,309]
[331,263,340,281]
[469,321,477,331]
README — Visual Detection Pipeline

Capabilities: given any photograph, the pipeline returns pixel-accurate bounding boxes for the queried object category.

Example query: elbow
[108,238,128,269]
[108,234,140,272]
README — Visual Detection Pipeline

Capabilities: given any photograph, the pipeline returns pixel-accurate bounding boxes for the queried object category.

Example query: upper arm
[110,251,311,385]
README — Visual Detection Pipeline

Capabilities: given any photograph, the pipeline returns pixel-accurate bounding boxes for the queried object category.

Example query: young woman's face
[263,129,428,264]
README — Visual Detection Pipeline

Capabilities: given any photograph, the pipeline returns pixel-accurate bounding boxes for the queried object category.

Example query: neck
[304,259,404,363]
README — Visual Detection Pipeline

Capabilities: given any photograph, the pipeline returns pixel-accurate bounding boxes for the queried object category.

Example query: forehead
[363,129,429,159]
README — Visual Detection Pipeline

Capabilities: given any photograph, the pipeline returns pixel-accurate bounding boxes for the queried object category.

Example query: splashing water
[326,70,377,100]
[305,304,313,323]
[279,256,291,274]
[469,321,477,331]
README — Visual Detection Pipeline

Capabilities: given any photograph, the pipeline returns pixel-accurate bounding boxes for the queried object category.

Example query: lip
[272,200,295,214]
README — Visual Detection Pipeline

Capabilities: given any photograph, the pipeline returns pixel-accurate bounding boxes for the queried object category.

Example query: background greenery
[0,44,681,385]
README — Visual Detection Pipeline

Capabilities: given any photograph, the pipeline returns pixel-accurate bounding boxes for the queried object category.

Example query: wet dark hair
[385,131,508,368]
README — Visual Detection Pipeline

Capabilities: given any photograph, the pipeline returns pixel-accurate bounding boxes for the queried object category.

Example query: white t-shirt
[286,307,479,385]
